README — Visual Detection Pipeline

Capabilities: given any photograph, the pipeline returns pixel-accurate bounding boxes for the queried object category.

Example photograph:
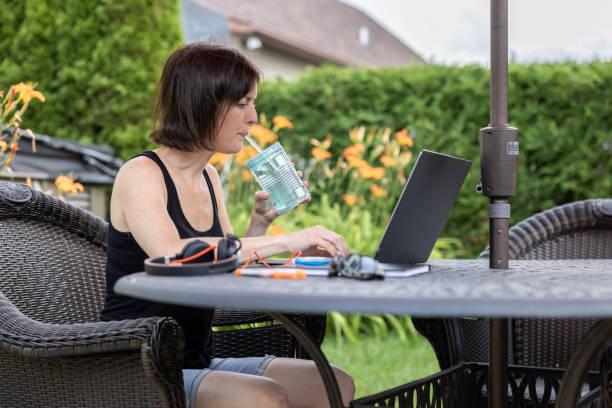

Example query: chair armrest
[0,293,186,407]
[0,297,178,358]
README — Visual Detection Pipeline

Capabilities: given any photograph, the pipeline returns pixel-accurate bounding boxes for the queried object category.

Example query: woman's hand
[252,170,309,222]
[286,225,351,257]
[244,191,278,237]
[244,170,310,237]
[252,190,278,223]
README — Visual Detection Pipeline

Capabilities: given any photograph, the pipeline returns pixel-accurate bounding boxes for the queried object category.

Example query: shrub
[0,0,183,159]
[255,62,612,256]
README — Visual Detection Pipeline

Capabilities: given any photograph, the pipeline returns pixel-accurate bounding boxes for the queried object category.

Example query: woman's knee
[195,371,289,408]
[332,365,356,404]
[250,376,290,408]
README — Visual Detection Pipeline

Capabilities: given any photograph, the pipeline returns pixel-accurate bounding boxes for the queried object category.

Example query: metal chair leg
[556,319,612,408]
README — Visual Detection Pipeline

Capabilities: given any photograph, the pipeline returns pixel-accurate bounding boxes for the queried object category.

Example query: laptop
[268,150,471,276]
[373,149,471,276]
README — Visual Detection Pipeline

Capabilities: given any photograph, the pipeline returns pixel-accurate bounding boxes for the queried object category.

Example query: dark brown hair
[149,42,261,151]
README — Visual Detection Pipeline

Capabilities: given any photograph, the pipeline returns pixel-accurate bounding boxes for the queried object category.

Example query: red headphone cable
[169,245,217,264]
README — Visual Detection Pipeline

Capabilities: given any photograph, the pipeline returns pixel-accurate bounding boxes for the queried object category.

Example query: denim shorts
[183,355,276,408]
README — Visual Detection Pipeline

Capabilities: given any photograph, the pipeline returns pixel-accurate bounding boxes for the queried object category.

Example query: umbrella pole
[480,0,519,269]
[482,1,519,407]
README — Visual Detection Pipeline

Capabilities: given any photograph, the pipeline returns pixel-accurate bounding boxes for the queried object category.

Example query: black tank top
[100,150,224,368]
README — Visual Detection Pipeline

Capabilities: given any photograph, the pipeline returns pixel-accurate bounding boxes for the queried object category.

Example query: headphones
[144,234,241,276]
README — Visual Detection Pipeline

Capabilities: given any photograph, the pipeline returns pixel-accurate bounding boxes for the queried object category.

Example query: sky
[340,0,612,65]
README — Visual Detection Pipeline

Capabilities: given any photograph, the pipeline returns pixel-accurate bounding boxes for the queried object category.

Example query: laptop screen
[374,150,471,265]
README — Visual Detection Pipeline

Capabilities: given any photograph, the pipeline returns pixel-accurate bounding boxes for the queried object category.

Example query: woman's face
[213,84,258,154]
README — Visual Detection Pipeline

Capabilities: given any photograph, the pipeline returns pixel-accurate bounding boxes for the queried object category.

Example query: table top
[114,259,612,318]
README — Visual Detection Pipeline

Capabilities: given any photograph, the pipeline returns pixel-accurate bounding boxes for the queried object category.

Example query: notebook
[265,150,471,277]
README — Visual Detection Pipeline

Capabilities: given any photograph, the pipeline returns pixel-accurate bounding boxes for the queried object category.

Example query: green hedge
[0,0,183,159]
[256,62,612,256]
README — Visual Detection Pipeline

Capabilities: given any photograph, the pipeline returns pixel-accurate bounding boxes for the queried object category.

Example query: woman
[100,42,355,408]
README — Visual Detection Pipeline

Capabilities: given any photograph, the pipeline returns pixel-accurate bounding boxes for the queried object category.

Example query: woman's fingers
[289,226,350,257]
[313,247,332,257]
[320,227,350,256]
[302,247,333,257]
[316,240,337,257]
[254,191,270,201]
[312,226,351,257]
[330,234,351,256]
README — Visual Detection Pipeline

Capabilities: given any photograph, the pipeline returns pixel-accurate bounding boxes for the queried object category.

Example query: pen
[235,268,307,279]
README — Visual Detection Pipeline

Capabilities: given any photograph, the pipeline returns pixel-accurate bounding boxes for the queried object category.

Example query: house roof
[2,131,123,185]
[193,0,424,67]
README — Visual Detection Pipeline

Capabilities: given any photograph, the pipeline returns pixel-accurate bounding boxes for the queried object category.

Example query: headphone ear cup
[176,239,214,263]
[217,238,229,260]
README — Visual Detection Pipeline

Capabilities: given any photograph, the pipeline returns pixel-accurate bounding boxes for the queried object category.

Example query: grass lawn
[321,332,440,399]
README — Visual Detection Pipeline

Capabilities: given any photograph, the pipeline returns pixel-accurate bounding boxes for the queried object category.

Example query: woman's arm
[114,160,350,262]
[112,157,218,258]
[244,191,275,236]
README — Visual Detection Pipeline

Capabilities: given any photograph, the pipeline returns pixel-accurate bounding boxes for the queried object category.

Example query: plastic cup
[246,142,310,214]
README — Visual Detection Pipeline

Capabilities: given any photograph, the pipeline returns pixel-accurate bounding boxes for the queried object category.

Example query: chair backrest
[479,198,612,261]
[469,198,612,368]
[0,181,107,324]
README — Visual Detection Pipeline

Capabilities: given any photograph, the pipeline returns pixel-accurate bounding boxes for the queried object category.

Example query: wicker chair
[412,198,612,406]
[0,181,325,407]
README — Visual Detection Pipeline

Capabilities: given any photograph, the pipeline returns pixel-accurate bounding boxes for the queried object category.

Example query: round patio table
[115,259,612,408]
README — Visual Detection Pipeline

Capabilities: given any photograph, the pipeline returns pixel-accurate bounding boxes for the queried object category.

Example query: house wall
[229,34,318,81]
[181,1,322,80]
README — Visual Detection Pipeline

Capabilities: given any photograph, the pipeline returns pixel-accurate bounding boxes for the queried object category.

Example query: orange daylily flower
[14,82,46,104]
[241,169,253,180]
[0,140,7,152]
[395,128,414,147]
[55,175,84,195]
[268,225,286,235]
[272,115,293,130]
[311,147,332,161]
[4,87,16,113]
[342,144,365,158]
[345,156,367,168]
[358,165,385,180]
[249,124,277,145]
[310,134,332,150]
[379,155,398,167]
[342,193,358,206]
[209,153,231,166]
[5,143,19,166]
[235,146,259,166]
[370,184,388,197]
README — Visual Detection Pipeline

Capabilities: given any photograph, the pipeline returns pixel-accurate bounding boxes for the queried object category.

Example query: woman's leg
[262,357,356,408]
[194,370,290,408]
